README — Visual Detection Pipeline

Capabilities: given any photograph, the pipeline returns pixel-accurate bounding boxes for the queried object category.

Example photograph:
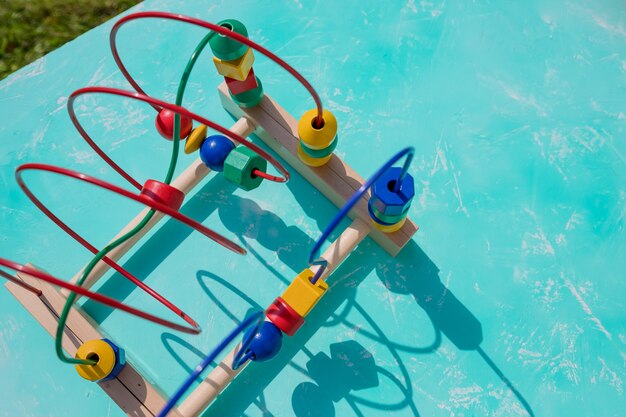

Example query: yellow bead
[297,142,332,167]
[372,216,407,233]
[185,124,207,154]
[281,269,329,317]
[213,48,254,81]
[297,109,337,150]
[74,339,117,381]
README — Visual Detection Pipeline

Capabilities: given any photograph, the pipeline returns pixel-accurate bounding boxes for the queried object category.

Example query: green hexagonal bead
[209,19,249,61]
[230,76,264,108]
[223,146,267,191]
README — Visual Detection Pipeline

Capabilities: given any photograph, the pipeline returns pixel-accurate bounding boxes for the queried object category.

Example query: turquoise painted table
[1,1,625,416]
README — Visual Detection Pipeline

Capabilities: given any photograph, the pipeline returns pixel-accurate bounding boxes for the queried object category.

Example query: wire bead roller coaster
[1,11,418,417]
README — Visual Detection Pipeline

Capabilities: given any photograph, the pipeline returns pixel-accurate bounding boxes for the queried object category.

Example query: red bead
[140,179,185,210]
[155,109,193,140]
[266,297,304,336]
[225,68,259,95]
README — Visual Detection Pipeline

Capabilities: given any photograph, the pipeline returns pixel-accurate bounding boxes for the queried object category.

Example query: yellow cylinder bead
[74,339,117,382]
[185,124,207,154]
[372,216,407,233]
[297,109,337,150]
[297,142,332,167]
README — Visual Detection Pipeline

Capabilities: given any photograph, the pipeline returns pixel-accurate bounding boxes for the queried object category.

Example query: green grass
[0,0,140,80]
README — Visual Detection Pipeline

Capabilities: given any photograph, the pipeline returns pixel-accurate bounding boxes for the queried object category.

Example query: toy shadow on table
[190,238,534,417]
[81,172,239,321]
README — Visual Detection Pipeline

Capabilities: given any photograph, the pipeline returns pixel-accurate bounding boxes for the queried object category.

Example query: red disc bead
[140,179,185,210]
[155,109,193,140]
[266,297,304,336]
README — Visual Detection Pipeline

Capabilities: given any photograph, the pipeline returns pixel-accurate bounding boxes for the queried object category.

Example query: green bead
[369,202,409,225]
[230,77,264,108]
[223,146,267,191]
[209,19,249,61]
[299,136,338,158]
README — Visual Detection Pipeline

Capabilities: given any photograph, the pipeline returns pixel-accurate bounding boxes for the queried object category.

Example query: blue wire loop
[157,311,264,417]
[308,147,415,285]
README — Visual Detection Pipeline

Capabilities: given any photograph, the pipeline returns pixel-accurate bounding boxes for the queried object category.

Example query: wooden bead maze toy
[1,11,418,417]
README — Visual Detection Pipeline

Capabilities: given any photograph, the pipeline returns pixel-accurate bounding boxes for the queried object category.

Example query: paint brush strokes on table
[0,1,624,416]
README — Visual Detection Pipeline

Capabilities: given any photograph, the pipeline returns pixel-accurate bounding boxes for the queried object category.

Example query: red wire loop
[251,168,283,182]
[110,11,325,126]
[13,162,252,332]
[0,259,200,334]
[68,86,290,190]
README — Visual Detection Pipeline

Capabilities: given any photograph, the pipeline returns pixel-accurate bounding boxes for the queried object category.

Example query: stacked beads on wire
[297,109,338,167]
[367,167,415,233]
[211,19,264,108]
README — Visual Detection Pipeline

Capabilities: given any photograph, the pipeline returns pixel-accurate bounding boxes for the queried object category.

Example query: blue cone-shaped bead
[244,320,283,362]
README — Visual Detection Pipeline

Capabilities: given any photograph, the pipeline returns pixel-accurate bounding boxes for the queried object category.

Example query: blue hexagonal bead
[370,167,415,216]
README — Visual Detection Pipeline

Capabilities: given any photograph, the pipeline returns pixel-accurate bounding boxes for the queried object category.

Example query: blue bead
[243,320,283,362]
[199,135,236,172]
[100,338,126,382]
[370,167,415,216]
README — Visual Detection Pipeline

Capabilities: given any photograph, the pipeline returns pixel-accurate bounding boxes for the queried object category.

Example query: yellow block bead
[74,339,116,382]
[281,269,329,317]
[297,109,337,150]
[213,48,255,81]
[372,216,407,233]
[185,124,207,154]
[297,142,332,167]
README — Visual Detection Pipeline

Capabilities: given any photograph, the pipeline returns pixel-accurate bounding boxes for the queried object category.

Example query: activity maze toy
[1,11,419,417]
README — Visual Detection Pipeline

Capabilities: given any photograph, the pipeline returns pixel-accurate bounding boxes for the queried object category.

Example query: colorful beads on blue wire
[368,167,414,233]
[297,109,338,167]
[199,135,235,172]
[242,320,283,362]
[74,339,125,382]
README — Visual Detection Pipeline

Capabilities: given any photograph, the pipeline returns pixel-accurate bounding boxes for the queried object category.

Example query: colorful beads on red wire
[297,109,338,167]
[209,19,265,107]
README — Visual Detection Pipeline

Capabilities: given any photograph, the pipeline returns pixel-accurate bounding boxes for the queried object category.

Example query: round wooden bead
[199,135,235,172]
[74,339,124,382]
[297,142,332,167]
[370,167,415,216]
[209,19,249,61]
[155,109,193,140]
[266,297,304,336]
[223,146,267,191]
[230,76,264,108]
[185,124,207,154]
[297,109,337,150]
[243,320,283,362]
[140,179,185,210]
